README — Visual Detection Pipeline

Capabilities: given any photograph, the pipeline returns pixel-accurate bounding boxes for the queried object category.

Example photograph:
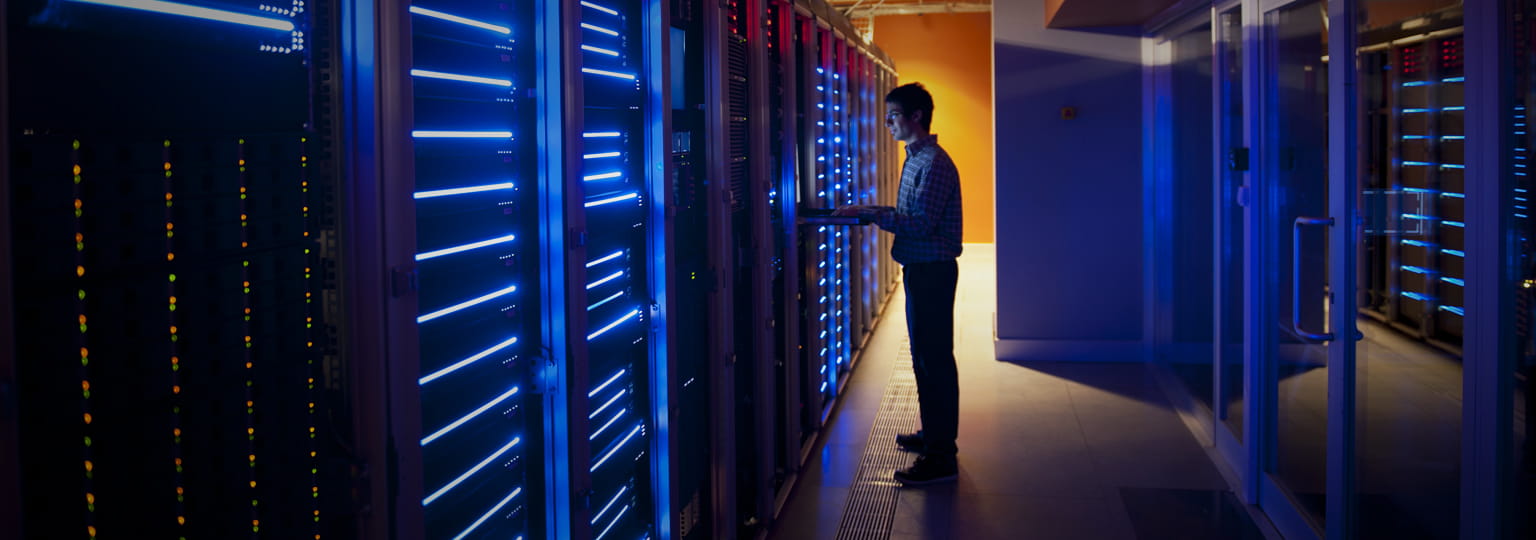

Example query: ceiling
[828,0,1187,28]
[828,0,992,19]
[1043,0,1183,28]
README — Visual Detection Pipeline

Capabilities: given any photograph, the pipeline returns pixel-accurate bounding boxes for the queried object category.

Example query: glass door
[1349,2,1464,538]
[1214,2,1247,459]
[1259,0,1332,533]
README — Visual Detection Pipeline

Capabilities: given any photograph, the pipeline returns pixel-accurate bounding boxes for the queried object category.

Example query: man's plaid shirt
[870,134,963,265]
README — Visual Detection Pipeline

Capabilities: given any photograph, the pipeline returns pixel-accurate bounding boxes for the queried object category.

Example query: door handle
[1293,216,1334,341]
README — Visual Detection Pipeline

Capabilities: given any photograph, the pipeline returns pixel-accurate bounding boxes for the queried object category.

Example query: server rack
[5,0,890,538]
[394,0,550,537]
[5,0,350,538]
[1360,9,1468,354]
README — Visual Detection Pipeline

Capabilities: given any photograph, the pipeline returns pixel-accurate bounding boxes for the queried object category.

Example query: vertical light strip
[301,134,321,539]
[164,138,188,533]
[74,139,99,540]
[238,137,261,534]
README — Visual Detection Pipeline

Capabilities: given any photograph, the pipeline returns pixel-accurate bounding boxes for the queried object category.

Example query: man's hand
[832,205,873,218]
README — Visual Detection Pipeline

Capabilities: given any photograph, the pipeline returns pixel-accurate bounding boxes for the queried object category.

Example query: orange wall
[874,12,995,243]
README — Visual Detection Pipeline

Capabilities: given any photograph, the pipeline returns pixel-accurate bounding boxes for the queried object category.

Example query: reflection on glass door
[1514,2,1535,538]
[1353,3,1464,537]
[1167,22,1216,413]
[1216,5,1246,439]
[1265,0,1330,530]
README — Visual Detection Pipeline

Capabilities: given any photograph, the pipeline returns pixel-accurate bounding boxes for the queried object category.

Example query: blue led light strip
[588,291,625,311]
[1443,249,1466,257]
[1442,220,1466,228]
[585,152,622,160]
[417,285,517,323]
[587,309,641,340]
[414,182,516,199]
[410,69,513,87]
[1401,239,1436,248]
[1402,265,1435,274]
[584,132,622,138]
[413,130,514,139]
[589,389,626,419]
[591,424,644,471]
[581,22,619,36]
[66,0,295,31]
[595,504,632,540]
[416,234,516,261]
[1401,213,1437,221]
[419,337,519,385]
[583,68,638,80]
[582,45,621,57]
[453,487,523,540]
[1441,277,1466,287]
[580,0,619,15]
[585,193,638,208]
[592,486,629,524]
[1440,306,1466,316]
[587,270,624,290]
[584,171,624,181]
[590,369,625,397]
[587,250,625,267]
[590,409,627,440]
[423,437,522,505]
[1401,291,1433,301]
[421,386,521,445]
[409,6,510,34]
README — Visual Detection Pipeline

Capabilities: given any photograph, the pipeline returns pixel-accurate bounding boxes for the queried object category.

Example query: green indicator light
[74,140,82,149]
[75,210,83,218]
[79,324,88,333]
[75,176,82,184]
[164,140,171,147]
[82,390,90,398]
[169,274,177,282]
[79,290,86,299]
[84,436,92,446]
[77,243,85,251]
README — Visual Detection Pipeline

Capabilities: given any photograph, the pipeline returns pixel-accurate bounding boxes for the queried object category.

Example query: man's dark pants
[902,259,959,460]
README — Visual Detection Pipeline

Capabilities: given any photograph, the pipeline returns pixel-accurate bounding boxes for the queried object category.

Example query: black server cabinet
[5,0,349,538]
[572,0,667,538]
[400,0,549,538]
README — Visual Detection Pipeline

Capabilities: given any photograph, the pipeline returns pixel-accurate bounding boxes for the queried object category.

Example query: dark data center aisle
[770,245,1277,540]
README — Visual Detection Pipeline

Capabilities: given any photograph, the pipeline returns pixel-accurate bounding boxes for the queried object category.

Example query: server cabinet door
[6,1,348,538]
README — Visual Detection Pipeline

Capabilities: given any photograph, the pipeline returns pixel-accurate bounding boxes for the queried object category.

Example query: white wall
[993,0,1149,361]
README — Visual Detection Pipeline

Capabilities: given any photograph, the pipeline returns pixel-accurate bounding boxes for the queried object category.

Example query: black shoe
[895,430,925,452]
[894,455,958,486]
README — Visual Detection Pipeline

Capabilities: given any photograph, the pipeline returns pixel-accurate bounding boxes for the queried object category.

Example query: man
[833,82,962,485]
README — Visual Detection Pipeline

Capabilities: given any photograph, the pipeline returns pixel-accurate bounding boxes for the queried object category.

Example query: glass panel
[409,1,543,537]
[1267,0,1330,530]
[1511,0,1534,537]
[1354,2,1463,537]
[1217,6,1246,437]
[1167,22,1216,413]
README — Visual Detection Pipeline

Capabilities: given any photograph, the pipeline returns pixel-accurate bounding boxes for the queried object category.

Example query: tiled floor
[767,244,1279,540]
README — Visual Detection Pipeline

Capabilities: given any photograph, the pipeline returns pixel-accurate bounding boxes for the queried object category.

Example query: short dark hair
[885,82,934,131]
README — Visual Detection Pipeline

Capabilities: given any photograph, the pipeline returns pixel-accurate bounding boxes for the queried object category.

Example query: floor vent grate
[834,340,920,540]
